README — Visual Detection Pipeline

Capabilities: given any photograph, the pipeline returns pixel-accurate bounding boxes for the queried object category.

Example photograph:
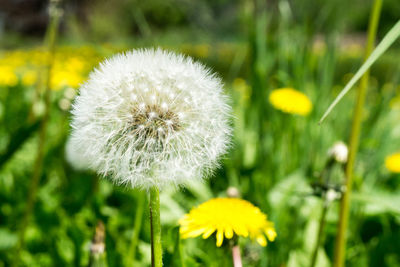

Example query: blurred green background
[1,0,400,266]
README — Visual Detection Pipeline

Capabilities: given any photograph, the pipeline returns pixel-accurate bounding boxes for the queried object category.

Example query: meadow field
[0,0,400,266]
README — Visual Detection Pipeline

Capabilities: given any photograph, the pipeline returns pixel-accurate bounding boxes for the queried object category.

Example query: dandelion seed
[179,198,276,247]
[130,94,137,101]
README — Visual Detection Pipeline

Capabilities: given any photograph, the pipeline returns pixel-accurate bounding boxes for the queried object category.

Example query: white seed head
[328,141,348,163]
[325,188,340,202]
[70,48,232,189]
[65,137,91,171]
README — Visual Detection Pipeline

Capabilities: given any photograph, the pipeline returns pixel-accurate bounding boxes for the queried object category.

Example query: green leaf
[319,19,400,124]
[0,228,17,250]
[352,190,400,215]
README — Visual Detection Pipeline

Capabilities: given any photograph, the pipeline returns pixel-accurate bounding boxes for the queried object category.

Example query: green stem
[310,200,329,267]
[333,0,382,266]
[310,159,334,267]
[149,186,162,267]
[14,1,61,263]
[128,191,145,265]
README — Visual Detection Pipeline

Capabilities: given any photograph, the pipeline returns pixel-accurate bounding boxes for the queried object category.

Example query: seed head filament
[130,104,181,141]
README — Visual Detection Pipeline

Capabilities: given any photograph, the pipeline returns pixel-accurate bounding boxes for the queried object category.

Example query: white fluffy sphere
[70,49,231,189]
[328,141,348,163]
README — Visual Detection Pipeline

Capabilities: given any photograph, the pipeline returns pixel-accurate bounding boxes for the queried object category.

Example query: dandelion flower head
[70,49,231,189]
[269,88,312,115]
[179,198,276,247]
[385,152,400,173]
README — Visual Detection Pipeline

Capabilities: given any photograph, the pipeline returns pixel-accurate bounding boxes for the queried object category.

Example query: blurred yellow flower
[22,70,38,86]
[385,153,400,173]
[0,66,18,86]
[64,57,87,72]
[269,88,312,115]
[51,70,84,90]
[179,198,276,247]
[0,46,102,90]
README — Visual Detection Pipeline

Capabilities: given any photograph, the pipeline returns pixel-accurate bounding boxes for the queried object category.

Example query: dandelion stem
[149,186,162,267]
[310,200,329,267]
[14,0,61,263]
[232,245,243,267]
[128,190,145,265]
[310,159,334,267]
[333,0,382,266]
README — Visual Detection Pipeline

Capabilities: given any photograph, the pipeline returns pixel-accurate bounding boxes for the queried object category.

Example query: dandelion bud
[70,49,231,189]
[328,141,348,163]
[226,186,240,198]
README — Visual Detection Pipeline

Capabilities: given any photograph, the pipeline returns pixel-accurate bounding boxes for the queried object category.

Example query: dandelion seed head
[326,188,340,202]
[70,48,231,189]
[328,141,348,163]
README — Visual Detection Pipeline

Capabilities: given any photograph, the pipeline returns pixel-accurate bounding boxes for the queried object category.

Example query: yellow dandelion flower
[179,198,276,247]
[269,88,312,115]
[385,153,400,173]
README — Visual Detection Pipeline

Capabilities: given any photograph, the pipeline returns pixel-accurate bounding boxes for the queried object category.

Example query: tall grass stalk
[14,0,62,262]
[319,17,400,124]
[149,186,162,267]
[333,0,382,266]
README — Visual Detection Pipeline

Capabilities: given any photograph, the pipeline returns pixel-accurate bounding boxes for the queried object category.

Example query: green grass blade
[319,19,400,124]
